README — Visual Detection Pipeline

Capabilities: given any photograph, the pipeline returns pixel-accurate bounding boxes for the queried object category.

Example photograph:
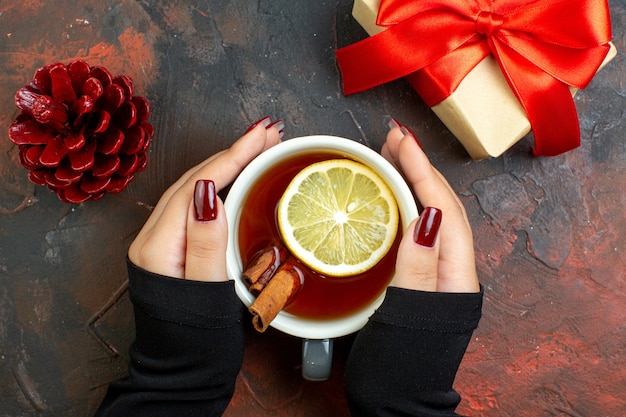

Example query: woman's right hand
[382,120,480,293]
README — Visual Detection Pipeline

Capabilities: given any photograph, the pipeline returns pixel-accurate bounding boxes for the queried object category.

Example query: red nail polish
[385,116,401,130]
[400,125,423,149]
[194,180,218,221]
[245,116,272,133]
[413,207,442,248]
[267,120,285,139]
[268,119,284,131]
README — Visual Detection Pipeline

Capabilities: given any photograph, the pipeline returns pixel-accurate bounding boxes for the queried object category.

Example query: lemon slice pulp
[277,158,399,277]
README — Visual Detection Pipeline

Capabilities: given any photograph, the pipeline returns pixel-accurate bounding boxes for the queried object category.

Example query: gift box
[337,0,617,159]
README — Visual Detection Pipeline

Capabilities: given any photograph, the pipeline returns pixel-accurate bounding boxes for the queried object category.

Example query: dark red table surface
[1,1,624,416]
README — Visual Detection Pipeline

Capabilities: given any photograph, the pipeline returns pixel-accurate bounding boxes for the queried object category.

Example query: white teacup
[224,135,418,380]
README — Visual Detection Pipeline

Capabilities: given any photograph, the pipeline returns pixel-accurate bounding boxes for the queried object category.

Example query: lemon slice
[277,159,399,277]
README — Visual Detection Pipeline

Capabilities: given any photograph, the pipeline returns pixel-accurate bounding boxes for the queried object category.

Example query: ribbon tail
[495,42,581,156]
[529,87,580,157]
[335,28,423,95]
[336,12,474,95]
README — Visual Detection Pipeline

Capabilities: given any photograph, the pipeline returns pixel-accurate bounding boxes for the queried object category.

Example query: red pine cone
[8,60,154,203]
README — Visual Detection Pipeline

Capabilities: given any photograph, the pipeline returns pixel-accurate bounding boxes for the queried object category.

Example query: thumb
[391,207,442,292]
[184,179,229,282]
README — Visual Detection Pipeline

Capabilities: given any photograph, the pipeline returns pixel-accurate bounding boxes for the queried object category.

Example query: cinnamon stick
[243,243,287,294]
[249,259,304,332]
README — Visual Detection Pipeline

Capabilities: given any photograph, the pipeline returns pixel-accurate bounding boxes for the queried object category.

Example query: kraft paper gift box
[341,0,617,160]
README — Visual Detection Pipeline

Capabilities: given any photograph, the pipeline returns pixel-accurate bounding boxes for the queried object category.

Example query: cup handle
[302,338,333,381]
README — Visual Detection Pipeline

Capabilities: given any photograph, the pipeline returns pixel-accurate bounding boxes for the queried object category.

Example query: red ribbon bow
[336,0,612,156]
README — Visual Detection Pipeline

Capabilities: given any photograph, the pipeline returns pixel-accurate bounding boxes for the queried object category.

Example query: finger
[380,127,400,165]
[384,118,449,203]
[184,180,229,281]
[163,120,281,210]
[161,116,280,201]
[138,121,282,239]
[392,207,442,292]
[380,142,398,171]
[394,131,468,229]
[389,127,479,293]
[173,119,282,195]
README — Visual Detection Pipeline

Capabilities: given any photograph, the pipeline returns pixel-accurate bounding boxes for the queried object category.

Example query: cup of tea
[224,135,418,381]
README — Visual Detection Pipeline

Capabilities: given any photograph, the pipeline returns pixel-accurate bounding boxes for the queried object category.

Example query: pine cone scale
[39,135,68,167]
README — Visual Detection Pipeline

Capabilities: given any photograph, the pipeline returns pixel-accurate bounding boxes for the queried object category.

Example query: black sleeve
[344,286,483,417]
[94,260,245,417]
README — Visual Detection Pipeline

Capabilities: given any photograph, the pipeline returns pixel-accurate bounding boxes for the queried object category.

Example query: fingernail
[384,115,401,130]
[194,179,218,221]
[385,116,423,149]
[245,116,272,133]
[400,125,423,149]
[413,207,442,248]
[268,119,285,139]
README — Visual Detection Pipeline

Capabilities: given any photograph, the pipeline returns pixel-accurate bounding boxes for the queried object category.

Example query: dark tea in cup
[237,151,401,320]
[225,135,418,342]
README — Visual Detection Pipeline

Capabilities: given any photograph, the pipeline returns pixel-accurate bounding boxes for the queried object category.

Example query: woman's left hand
[128,118,283,282]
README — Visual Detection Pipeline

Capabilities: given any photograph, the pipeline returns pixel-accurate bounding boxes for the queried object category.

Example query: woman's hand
[128,117,283,282]
[382,119,479,293]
